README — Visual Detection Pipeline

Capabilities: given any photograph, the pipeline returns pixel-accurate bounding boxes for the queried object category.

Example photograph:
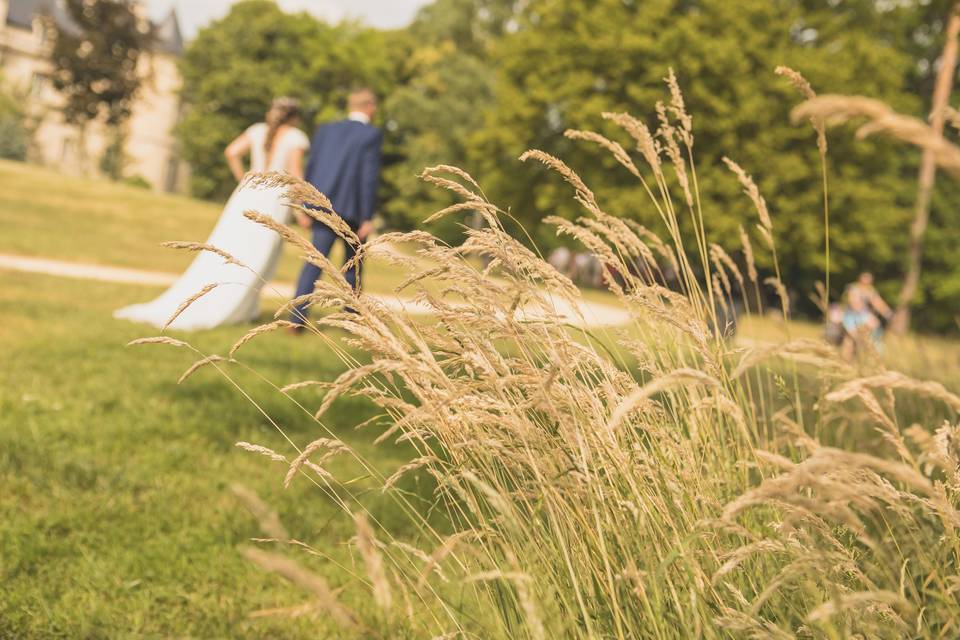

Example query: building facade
[0,0,187,192]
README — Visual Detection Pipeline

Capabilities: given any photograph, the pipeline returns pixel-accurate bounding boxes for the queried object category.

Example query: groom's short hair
[347,87,377,110]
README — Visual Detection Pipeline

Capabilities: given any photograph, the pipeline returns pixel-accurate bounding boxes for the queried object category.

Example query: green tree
[177,0,395,200]
[0,80,29,161]
[48,0,152,176]
[175,0,960,331]
[471,0,960,325]
[406,0,518,57]
[378,0,516,239]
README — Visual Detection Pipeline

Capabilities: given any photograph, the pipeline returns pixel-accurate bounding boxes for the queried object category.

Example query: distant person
[290,88,383,330]
[115,98,309,330]
[548,246,573,278]
[573,252,603,288]
[841,271,892,357]
[824,303,846,347]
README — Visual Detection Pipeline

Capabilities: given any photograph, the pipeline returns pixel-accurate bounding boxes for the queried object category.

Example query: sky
[146,0,432,39]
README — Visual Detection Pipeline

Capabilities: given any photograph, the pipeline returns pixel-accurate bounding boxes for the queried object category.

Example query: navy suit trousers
[291,223,362,325]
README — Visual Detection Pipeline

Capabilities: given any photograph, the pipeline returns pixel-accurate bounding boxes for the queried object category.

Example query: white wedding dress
[115,124,310,330]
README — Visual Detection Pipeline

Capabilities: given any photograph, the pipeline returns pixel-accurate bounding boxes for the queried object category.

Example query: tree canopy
[177,0,396,200]
[48,0,152,127]
[178,0,960,331]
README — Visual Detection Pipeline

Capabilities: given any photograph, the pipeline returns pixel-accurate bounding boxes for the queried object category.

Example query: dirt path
[0,252,631,328]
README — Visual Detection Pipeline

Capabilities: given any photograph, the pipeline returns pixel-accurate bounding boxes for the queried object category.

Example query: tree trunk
[891,4,960,334]
[76,121,89,177]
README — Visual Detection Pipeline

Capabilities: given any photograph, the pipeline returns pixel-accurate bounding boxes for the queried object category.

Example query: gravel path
[0,252,631,328]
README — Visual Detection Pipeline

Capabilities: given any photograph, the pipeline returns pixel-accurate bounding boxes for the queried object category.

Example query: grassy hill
[0,162,434,637]
[0,160,223,273]
[2,159,960,636]
[0,159,401,288]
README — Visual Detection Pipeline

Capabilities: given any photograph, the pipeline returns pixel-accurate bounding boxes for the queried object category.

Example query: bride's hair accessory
[265,97,302,154]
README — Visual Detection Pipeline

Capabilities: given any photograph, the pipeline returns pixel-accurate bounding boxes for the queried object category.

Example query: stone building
[0,0,187,192]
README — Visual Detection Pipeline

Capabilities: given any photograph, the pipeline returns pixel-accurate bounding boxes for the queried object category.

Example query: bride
[115,97,310,330]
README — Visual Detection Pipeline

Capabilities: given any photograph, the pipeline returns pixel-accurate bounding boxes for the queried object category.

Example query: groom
[291,88,383,327]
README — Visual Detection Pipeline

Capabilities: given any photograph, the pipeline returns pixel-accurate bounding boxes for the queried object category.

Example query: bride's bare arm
[287,147,311,228]
[224,132,252,182]
[287,147,306,180]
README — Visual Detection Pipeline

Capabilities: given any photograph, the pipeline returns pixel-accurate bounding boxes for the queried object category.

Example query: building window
[30,73,47,99]
[33,17,50,45]
[165,154,180,193]
[61,137,77,164]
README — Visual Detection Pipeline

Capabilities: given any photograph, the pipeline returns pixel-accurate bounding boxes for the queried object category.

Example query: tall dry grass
[135,69,960,638]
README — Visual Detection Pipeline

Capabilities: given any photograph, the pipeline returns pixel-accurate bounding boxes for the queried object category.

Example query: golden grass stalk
[738,225,758,284]
[792,95,960,178]
[777,65,830,307]
[519,150,598,211]
[126,336,188,348]
[248,601,318,619]
[602,111,662,174]
[145,77,960,639]
[764,276,791,316]
[229,320,297,357]
[605,368,721,432]
[665,67,693,147]
[806,590,912,625]
[419,165,485,203]
[354,513,393,610]
[656,101,693,206]
[722,157,772,232]
[825,371,960,412]
[239,546,359,630]
[162,283,219,331]
[775,65,827,154]
[178,355,229,384]
[279,380,329,393]
[284,438,348,489]
[161,241,245,267]
[383,456,440,492]
[564,129,641,178]
[235,441,287,463]
[230,483,289,540]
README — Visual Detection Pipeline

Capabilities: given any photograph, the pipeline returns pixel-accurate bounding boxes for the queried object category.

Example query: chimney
[130,0,148,21]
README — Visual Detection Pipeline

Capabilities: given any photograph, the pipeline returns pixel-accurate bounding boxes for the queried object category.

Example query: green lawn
[0,271,439,637]
[3,159,960,636]
[0,159,627,306]
[0,160,534,636]
[0,158,423,292]
[0,161,443,636]
[0,160,221,273]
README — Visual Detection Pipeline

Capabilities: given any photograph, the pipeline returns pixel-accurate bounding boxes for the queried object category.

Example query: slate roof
[7,0,64,30]
[6,0,184,55]
[152,9,183,55]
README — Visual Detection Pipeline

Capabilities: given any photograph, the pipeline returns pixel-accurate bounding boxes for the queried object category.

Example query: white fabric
[246,123,310,173]
[347,111,371,124]
[114,125,309,330]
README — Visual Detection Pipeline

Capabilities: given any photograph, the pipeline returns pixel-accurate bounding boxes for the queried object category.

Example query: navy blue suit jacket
[304,119,383,227]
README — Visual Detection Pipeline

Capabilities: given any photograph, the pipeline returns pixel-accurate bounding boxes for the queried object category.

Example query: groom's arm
[304,127,324,183]
[296,127,327,229]
[358,130,383,225]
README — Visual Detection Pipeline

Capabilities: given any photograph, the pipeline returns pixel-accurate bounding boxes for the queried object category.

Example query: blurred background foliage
[0,79,29,162]
[178,0,960,332]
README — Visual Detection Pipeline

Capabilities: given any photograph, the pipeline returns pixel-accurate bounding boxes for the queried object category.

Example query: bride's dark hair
[265,97,301,155]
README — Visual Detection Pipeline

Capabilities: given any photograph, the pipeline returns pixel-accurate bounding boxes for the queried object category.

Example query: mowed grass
[4,159,960,636]
[0,271,434,637]
[0,159,421,292]
[0,160,221,273]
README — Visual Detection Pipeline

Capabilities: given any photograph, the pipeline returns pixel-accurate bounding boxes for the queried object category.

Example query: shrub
[122,175,152,190]
[136,70,960,637]
[0,87,29,161]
